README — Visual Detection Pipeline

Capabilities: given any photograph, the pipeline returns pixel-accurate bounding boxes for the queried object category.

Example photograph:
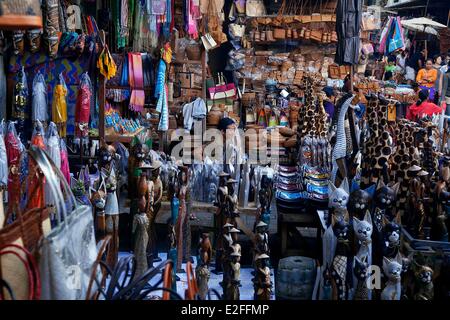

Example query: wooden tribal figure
[196,233,212,300]
[149,161,163,262]
[176,166,189,273]
[132,197,149,280]
[90,180,107,242]
[102,165,120,268]
[213,172,230,274]
[381,254,403,300]
[254,253,272,300]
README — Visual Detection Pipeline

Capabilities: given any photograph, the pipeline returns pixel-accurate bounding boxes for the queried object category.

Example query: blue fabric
[386,18,404,55]
[154,60,166,98]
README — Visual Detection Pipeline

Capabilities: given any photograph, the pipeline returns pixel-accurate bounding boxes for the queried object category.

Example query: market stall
[0,0,450,302]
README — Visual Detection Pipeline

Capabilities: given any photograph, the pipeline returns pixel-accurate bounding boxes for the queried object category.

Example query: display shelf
[105,126,145,143]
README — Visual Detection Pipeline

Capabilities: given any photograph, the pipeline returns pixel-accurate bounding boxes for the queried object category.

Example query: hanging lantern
[0,0,43,30]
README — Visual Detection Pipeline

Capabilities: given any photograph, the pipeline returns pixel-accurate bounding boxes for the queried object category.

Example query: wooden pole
[99,30,106,145]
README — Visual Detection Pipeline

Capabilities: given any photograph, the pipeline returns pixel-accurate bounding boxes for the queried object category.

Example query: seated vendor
[322,86,336,119]
[416,59,438,99]
[406,89,444,121]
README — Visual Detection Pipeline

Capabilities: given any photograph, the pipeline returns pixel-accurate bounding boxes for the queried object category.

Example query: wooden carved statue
[213,172,230,274]
[348,183,376,220]
[176,165,189,273]
[196,233,212,300]
[168,177,179,292]
[413,262,434,300]
[381,254,402,300]
[434,161,450,242]
[254,221,269,256]
[328,177,350,218]
[254,253,272,300]
[353,256,370,300]
[148,161,163,262]
[372,181,400,269]
[223,226,241,300]
[382,213,402,259]
[225,178,239,224]
[330,213,352,300]
[90,180,107,242]
[96,144,120,269]
[353,211,373,269]
[407,165,428,239]
[132,197,149,280]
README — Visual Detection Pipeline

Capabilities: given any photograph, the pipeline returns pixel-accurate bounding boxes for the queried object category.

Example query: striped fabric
[157,84,169,131]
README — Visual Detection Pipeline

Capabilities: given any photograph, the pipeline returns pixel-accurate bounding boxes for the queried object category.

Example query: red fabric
[27,135,46,210]
[5,132,21,208]
[406,101,445,121]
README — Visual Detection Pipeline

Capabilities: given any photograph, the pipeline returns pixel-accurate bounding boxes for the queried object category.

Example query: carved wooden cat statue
[328,177,350,218]
[413,262,434,300]
[381,254,402,300]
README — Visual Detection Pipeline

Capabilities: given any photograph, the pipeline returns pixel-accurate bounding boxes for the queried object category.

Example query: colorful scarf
[128,52,145,112]
[5,122,21,210]
[27,121,46,210]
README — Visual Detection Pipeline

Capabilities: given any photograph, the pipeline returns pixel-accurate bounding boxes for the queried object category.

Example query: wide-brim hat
[223,223,234,228]
[230,252,241,257]
[408,165,422,172]
[227,178,237,184]
[229,228,240,233]
[219,171,230,177]
[417,170,429,177]
[151,160,162,170]
[256,221,268,228]
[255,253,270,260]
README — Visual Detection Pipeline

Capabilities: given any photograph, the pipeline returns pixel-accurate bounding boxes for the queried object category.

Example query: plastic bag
[32,72,48,122]
[75,72,92,137]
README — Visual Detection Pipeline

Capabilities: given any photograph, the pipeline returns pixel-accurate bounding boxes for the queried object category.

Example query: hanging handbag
[152,0,167,15]
[229,24,246,38]
[208,73,237,100]
[30,147,99,300]
[246,0,266,17]
[0,172,51,300]
[362,42,374,55]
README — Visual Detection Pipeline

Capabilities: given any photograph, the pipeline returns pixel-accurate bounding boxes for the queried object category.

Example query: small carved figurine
[353,256,370,300]
[213,172,230,274]
[328,178,350,218]
[382,214,401,259]
[196,233,212,300]
[330,213,352,300]
[90,180,107,242]
[381,255,402,300]
[413,262,434,300]
[132,199,149,280]
[254,253,272,300]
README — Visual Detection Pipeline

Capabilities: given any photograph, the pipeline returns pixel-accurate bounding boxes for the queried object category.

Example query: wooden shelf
[172,59,203,65]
